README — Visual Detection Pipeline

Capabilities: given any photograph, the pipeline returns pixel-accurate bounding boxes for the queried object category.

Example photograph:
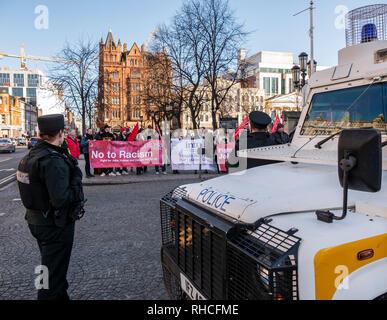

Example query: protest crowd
[60,114,291,178]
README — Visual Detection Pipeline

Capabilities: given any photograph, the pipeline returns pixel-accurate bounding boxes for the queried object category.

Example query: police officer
[17,114,85,300]
[226,111,277,171]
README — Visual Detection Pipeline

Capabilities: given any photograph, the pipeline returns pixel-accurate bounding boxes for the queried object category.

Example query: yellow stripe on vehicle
[314,233,387,300]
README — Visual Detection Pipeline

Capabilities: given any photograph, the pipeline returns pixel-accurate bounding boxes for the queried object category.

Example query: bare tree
[154,3,210,130]
[49,38,99,135]
[188,0,249,129]
[140,51,174,129]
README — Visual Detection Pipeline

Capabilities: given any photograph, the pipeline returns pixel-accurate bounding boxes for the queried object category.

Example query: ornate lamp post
[292,65,301,91]
[298,52,308,88]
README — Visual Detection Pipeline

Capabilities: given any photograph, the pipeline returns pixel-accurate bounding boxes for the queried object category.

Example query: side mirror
[317,128,382,223]
[338,128,382,192]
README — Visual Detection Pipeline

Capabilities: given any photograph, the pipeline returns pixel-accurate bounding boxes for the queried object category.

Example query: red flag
[271,115,281,134]
[127,122,139,141]
[232,116,249,142]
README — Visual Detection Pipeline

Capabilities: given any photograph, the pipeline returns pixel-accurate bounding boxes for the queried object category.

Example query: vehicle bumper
[160,187,302,300]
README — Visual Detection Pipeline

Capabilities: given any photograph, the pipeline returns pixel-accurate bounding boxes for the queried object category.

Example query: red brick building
[97,30,154,130]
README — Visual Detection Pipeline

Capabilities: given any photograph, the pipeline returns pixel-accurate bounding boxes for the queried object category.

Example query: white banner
[171,138,216,171]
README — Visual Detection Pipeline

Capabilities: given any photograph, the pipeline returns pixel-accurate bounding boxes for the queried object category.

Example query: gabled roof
[128,43,141,55]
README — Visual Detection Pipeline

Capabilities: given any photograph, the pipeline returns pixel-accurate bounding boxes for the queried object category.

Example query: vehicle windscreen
[301,82,387,135]
[0,139,10,143]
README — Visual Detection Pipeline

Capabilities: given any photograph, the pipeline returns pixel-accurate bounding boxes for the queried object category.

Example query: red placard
[216,143,235,172]
[89,140,164,168]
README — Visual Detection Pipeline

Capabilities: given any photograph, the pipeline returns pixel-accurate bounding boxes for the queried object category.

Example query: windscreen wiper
[314,127,373,149]
[314,131,342,149]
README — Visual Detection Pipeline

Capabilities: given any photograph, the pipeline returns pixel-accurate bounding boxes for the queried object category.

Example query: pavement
[0,177,208,300]
[0,150,222,300]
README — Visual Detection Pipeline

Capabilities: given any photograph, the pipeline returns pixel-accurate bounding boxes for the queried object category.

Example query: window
[28,74,39,87]
[13,74,25,87]
[1,114,5,124]
[27,88,36,97]
[0,87,9,94]
[12,88,23,97]
[271,78,279,95]
[0,73,10,86]
[26,97,36,106]
[0,97,2,104]
[205,115,209,122]
[263,77,270,95]
[302,82,387,136]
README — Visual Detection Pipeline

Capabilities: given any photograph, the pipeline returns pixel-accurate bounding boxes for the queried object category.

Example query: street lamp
[292,65,301,91]
[298,52,308,87]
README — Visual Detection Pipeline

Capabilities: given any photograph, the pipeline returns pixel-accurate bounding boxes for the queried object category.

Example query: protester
[100,125,115,177]
[80,128,95,178]
[117,129,130,175]
[271,123,290,145]
[66,129,80,159]
[155,129,167,175]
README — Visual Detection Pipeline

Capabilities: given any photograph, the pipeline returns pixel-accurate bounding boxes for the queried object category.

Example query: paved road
[0,147,28,189]
[0,177,203,300]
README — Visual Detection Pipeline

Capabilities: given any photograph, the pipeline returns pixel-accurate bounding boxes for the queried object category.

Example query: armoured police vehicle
[159,4,387,300]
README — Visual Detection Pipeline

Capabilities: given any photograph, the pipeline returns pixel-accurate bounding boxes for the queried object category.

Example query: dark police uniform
[226,111,278,171]
[17,114,85,300]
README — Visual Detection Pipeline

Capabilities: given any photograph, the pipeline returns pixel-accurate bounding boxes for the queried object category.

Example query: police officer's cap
[38,114,65,132]
[249,111,271,128]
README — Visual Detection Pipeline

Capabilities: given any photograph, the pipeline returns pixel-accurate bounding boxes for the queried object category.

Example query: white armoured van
[159,4,387,300]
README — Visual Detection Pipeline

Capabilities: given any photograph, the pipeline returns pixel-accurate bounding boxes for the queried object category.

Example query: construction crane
[144,29,158,51]
[0,44,72,69]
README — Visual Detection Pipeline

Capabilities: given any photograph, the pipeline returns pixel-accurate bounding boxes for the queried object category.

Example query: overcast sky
[0,0,383,72]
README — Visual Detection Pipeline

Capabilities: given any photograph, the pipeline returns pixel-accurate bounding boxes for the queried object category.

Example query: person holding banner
[100,125,116,177]
[80,128,95,178]
[226,111,277,172]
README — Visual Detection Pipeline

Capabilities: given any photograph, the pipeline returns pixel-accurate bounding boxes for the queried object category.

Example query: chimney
[124,43,127,52]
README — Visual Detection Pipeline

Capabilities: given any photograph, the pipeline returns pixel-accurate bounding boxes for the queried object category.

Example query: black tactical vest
[17,146,65,214]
